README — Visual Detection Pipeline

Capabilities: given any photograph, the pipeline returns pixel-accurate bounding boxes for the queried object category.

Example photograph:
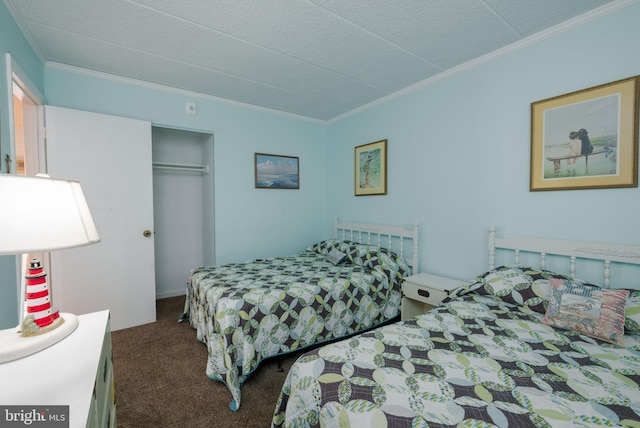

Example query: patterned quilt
[183,240,410,411]
[272,273,640,427]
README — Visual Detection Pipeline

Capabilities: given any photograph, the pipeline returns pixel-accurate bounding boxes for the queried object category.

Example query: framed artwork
[530,76,639,191]
[355,139,387,196]
[254,153,299,189]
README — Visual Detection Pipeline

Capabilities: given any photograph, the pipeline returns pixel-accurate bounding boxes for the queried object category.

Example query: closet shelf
[152,162,209,174]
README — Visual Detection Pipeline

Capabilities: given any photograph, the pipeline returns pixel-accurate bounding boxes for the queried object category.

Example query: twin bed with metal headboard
[489,225,640,289]
[272,226,640,427]
[183,217,419,411]
[334,217,420,273]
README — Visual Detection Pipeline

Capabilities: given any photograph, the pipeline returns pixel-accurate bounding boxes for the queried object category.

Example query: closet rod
[152,162,209,174]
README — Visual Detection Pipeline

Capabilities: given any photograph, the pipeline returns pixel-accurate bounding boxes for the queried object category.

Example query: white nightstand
[401,273,464,320]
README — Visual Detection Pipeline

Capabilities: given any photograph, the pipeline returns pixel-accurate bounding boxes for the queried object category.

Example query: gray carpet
[111,296,300,427]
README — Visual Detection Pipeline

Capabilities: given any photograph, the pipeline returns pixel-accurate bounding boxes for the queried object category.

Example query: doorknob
[143,230,152,238]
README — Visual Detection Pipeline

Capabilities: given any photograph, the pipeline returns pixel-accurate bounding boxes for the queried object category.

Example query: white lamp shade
[0,175,100,254]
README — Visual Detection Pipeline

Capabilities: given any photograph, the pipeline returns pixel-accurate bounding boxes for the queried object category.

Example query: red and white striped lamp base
[0,259,79,363]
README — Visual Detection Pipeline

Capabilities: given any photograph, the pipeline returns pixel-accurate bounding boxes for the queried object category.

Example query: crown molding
[44,62,326,124]
[36,0,639,125]
[329,0,639,123]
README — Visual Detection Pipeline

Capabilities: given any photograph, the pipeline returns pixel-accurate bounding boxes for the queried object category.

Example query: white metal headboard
[489,225,640,288]
[334,217,419,274]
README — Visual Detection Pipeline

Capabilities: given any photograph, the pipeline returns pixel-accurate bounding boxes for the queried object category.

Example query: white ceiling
[4,0,622,121]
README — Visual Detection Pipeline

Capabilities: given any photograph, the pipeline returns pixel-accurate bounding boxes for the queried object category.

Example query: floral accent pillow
[543,278,628,346]
[467,266,583,314]
[625,290,640,332]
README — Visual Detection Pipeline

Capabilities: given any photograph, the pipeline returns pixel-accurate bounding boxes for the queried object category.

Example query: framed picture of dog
[530,76,639,191]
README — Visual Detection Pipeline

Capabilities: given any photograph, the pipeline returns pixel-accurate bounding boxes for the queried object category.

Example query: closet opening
[152,127,214,299]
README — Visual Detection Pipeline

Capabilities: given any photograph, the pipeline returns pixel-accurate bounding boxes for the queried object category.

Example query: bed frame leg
[277,358,284,372]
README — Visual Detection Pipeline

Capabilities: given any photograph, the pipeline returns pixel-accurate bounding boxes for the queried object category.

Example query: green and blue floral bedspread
[272,291,640,427]
[184,241,410,411]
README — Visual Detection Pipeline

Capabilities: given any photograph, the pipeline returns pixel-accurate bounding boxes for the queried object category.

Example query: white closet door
[45,106,156,330]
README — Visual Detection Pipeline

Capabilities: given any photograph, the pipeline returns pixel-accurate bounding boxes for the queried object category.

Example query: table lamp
[0,174,100,363]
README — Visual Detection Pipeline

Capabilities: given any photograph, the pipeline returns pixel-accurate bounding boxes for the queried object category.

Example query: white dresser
[0,310,116,428]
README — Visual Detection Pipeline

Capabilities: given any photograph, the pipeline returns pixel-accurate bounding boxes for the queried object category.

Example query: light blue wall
[44,67,328,264]
[326,3,640,283]
[0,1,45,329]
[2,3,640,329]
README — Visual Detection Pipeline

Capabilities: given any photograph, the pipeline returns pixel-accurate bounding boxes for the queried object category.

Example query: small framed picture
[254,153,299,189]
[355,139,387,196]
[530,76,639,191]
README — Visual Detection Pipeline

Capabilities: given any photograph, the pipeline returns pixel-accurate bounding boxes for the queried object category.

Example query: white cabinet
[0,311,116,428]
[401,273,464,320]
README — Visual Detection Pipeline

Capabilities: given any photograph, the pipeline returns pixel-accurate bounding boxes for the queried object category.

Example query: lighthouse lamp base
[0,313,79,363]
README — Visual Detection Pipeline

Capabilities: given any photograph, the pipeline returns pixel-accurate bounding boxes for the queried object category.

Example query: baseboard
[156,290,186,300]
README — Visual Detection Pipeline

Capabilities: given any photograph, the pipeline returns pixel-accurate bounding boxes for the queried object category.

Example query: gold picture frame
[530,76,639,191]
[355,139,387,196]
